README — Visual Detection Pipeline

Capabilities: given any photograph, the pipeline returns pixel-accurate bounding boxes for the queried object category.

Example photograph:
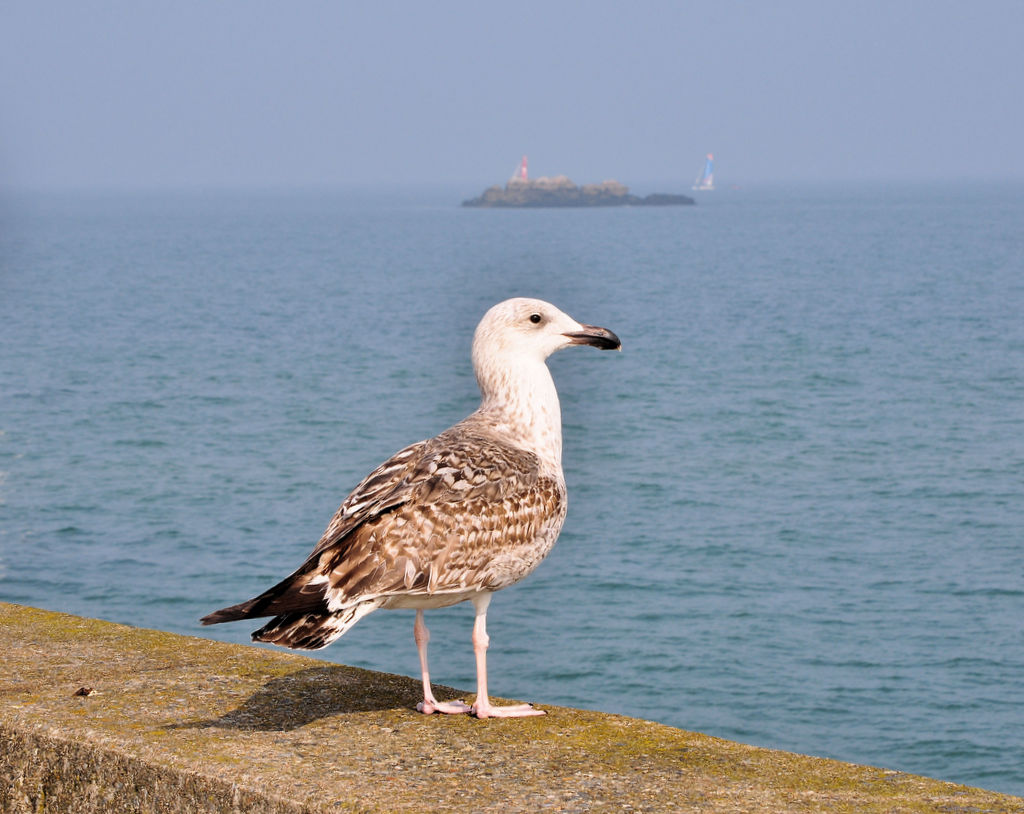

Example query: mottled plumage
[202,297,620,717]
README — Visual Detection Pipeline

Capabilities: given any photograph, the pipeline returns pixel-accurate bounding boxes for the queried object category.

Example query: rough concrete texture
[1,602,1021,813]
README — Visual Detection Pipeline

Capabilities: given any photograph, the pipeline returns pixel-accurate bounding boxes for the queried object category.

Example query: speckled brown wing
[306,426,568,609]
[308,439,432,559]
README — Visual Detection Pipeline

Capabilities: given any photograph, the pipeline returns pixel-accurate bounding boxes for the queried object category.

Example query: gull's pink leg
[414,610,470,715]
[470,593,545,719]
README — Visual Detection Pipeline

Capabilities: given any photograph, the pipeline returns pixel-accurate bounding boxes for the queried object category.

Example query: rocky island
[462,175,694,208]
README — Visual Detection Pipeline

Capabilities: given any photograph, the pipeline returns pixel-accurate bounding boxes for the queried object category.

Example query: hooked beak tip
[563,324,622,351]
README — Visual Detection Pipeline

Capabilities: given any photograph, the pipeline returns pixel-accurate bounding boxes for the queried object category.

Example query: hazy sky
[2,1,1022,190]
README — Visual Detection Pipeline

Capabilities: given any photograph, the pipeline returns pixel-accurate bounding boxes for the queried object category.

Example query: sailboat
[692,153,715,191]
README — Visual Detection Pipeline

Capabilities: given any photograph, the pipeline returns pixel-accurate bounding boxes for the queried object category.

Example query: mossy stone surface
[2,602,1021,813]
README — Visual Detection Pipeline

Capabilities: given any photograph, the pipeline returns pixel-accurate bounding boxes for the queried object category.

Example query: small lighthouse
[510,155,529,183]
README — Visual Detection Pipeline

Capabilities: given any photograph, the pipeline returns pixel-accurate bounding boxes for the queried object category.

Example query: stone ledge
[2,602,1021,813]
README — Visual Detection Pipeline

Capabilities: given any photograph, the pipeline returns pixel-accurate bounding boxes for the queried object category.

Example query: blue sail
[693,153,715,191]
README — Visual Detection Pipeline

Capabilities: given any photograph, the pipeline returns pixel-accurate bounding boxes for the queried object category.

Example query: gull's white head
[472,297,620,367]
[471,297,620,404]
[469,298,620,461]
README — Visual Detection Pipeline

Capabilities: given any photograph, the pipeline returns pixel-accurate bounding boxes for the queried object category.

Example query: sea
[2,182,1022,797]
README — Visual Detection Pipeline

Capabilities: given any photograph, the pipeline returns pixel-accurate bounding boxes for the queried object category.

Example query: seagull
[201,298,620,718]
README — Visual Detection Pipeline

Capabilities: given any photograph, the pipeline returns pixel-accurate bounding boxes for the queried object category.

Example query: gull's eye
[529,313,542,324]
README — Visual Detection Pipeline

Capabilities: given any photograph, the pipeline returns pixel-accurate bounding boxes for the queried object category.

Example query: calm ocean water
[2,183,1023,795]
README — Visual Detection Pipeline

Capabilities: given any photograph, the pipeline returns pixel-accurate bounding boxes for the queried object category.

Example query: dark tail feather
[200,597,264,626]
[200,566,324,626]
[251,599,386,650]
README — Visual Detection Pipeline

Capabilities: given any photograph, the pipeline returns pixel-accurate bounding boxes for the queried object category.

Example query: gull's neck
[470,352,563,473]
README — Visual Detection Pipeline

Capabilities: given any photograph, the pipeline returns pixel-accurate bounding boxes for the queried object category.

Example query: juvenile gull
[201,298,620,718]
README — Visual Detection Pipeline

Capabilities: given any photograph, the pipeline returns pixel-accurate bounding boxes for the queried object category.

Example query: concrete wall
[2,603,1021,813]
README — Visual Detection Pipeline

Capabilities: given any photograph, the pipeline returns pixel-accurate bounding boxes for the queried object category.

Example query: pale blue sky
[2,1,1022,189]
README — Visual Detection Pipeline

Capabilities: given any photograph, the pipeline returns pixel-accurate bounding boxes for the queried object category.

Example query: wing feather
[301,424,566,610]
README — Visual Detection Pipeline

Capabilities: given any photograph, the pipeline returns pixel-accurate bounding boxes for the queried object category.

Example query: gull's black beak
[563,324,622,351]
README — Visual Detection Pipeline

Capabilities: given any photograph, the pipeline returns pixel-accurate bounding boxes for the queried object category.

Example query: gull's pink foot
[467,596,545,719]
[417,697,472,715]
[471,701,546,719]
[413,611,471,714]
